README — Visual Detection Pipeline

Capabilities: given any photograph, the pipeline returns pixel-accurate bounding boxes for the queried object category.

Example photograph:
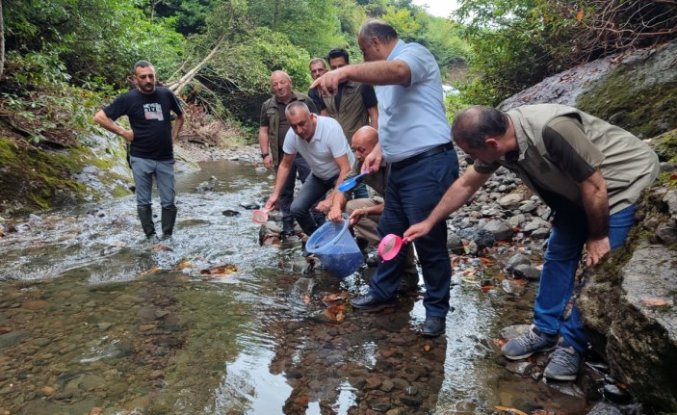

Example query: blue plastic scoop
[338,172,368,192]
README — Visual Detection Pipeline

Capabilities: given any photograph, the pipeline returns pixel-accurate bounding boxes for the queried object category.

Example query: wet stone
[513,264,541,281]
[368,401,391,412]
[505,361,534,375]
[400,395,422,407]
[0,330,28,348]
[380,379,395,392]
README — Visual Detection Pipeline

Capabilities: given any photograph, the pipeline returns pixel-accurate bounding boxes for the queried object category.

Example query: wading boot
[161,206,177,240]
[137,205,156,240]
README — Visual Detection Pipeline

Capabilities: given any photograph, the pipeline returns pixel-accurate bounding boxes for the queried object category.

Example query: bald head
[452,106,509,150]
[351,126,379,162]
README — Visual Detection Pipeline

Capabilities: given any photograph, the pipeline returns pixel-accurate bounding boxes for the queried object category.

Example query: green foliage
[381,6,422,40]
[457,0,554,105]
[4,0,184,87]
[247,0,347,57]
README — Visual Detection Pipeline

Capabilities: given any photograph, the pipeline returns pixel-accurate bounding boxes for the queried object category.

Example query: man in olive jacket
[404,104,659,381]
[258,70,318,238]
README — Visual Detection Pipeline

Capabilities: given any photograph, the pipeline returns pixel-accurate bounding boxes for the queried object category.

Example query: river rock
[498,193,524,208]
[579,242,677,411]
[504,253,531,273]
[481,219,513,241]
[512,264,541,281]
[585,402,623,415]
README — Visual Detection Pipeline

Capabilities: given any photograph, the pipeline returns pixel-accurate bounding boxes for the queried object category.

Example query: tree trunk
[0,0,5,79]
[167,34,227,95]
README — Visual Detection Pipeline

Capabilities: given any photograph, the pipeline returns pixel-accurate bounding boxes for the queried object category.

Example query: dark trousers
[369,150,459,317]
[278,154,310,233]
[290,173,337,236]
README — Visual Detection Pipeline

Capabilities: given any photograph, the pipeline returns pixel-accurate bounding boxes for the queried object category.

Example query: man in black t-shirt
[94,60,184,240]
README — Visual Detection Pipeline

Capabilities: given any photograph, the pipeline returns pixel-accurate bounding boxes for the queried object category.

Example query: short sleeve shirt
[282,116,355,180]
[103,87,182,160]
[376,40,451,163]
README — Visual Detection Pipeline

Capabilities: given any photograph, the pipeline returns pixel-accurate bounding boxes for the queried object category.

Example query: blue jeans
[369,150,459,317]
[130,156,175,209]
[278,154,310,233]
[290,173,337,236]
[534,204,637,353]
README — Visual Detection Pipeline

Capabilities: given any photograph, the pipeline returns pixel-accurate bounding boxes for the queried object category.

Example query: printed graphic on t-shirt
[143,103,164,121]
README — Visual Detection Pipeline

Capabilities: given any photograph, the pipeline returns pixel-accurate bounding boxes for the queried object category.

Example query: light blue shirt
[376,40,451,163]
[283,116,355,180]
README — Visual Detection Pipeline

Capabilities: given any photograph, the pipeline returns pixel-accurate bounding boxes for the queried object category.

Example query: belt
[391,142,454,169]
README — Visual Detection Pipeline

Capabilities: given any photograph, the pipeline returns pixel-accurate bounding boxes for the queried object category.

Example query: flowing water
[0,160,591,415]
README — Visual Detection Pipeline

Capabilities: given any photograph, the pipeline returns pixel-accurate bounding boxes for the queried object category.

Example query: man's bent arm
[579,169,611,266]
[258,126,270,155]
[94,110,133,141]
[311,61,411,96]
[172,113,185,142]
[367,106,378,129]
[265,153,295,209]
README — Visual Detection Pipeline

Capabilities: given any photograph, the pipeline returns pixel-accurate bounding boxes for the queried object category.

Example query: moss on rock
[0,135,130,216]
[653,129,677,163]
[577,43,677,138]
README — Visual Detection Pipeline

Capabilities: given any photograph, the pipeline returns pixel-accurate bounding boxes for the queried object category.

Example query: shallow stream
[0,160,591,415]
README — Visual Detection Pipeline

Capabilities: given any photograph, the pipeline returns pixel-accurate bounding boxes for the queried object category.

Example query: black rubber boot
[161,206,177,239]
[137,206,156,239]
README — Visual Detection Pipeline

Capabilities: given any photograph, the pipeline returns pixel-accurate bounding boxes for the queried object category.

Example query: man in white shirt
[264,101,354,236]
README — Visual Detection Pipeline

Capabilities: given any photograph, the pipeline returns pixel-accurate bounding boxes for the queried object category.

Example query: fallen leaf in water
[200,264,238,278]
[151,243,173,252]
[423,344,431,352]
[495,406,529,415]
[479,257,493,266]
[321,292,348,305]
[89,407,104,415]
[532,410,556,415]
[640,297,671,307]
[139,266,160,277]
[512,279,528,286]
[0,326,11,335]
[480,284,494,293]
[324,303,347,323]
[177,259,194,269]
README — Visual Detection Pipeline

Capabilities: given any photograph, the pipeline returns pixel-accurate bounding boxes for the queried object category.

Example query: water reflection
[0,160,590,415]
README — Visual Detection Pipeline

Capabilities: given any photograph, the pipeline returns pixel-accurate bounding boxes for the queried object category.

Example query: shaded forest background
[0,0,674,146]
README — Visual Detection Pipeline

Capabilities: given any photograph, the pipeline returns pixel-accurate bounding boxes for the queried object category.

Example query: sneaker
[501,325,557,360]
[544,341,581,381]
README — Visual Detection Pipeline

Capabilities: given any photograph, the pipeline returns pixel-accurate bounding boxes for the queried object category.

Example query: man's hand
[348,208,366,226]
[315,198,332,213]
[310,69,346,96]
[264,195,278,211]
[404,220,433,242]
[362,146,382,174]
[327,205,343,222]
[121,129,134,142]
[585,236,611,267]
[263,154,273,169]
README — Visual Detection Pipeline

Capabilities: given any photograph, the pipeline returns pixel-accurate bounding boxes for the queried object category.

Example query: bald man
[328,126,418,293]
[259,70,318,239]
